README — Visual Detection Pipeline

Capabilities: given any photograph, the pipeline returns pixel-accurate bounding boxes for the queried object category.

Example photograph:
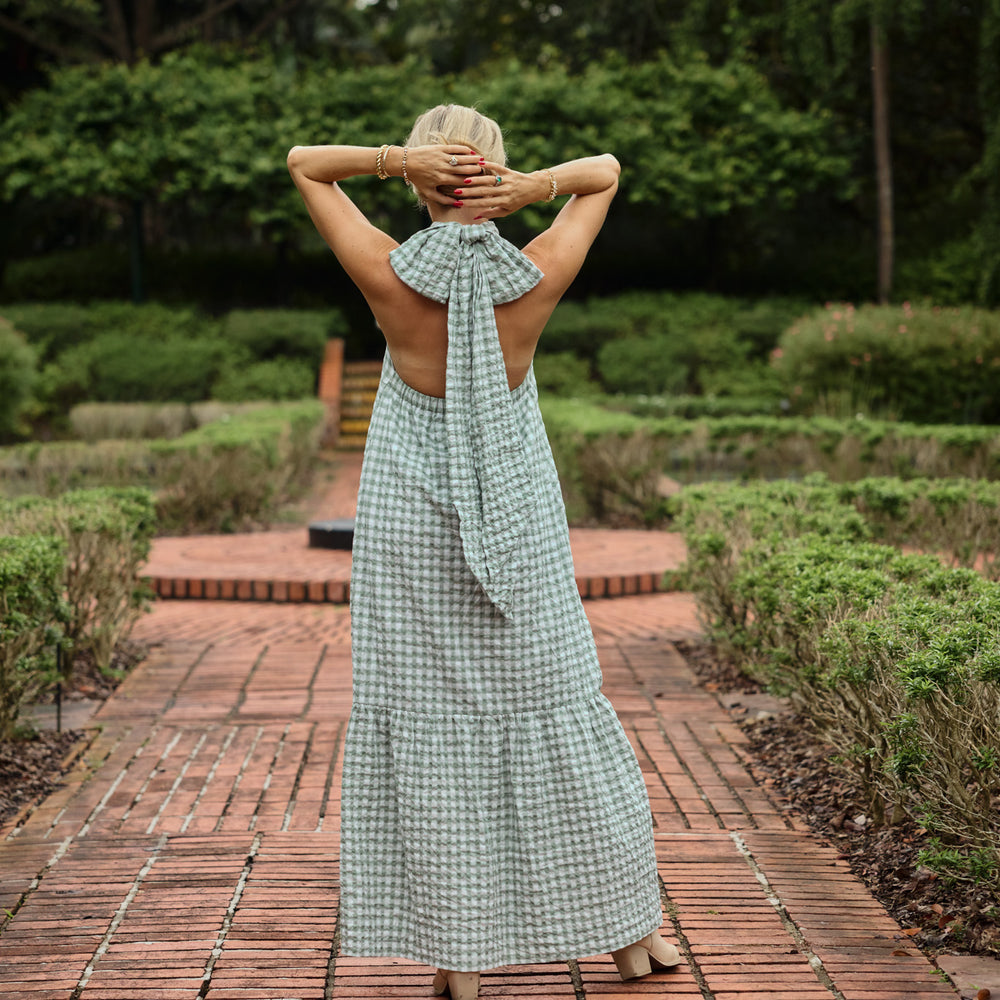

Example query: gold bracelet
[401,146,409,185]
[545,168,558,202]
[375,144,391,180]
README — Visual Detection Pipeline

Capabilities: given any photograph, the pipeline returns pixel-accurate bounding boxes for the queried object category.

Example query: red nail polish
[463,178,473,184]
[473,215,483,220]
[453,201,464,207]
[454,189,463,195]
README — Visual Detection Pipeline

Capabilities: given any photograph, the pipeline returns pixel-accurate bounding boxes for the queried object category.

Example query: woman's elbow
[286,146,304,172]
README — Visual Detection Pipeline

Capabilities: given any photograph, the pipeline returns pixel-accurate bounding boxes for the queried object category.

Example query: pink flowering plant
[772,302,1000,423]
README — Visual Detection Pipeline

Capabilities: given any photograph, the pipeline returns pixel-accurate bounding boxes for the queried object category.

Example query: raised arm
[286,142,484,290]
[453,153,622,297]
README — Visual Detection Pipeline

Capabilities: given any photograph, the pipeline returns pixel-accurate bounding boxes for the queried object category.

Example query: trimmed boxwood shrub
[0,488,156,672]
[540,398,1000,525]
[212,358,316,402]
[673,480,1000,887]
[0,534,67,739]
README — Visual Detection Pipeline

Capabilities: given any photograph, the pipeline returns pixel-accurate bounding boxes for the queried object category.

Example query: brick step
[338,433,369,449]
[343,359,385,375]
[338,359,382,446]
[150,569,672,604]
[340,418,372,435]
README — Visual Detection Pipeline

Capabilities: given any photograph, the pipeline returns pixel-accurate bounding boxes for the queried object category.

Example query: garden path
[0,454,960,1000]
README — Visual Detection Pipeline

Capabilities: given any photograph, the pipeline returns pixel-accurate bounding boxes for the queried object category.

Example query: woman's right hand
[403,144,484,206]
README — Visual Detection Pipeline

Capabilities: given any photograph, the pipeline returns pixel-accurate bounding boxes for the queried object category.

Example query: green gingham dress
[341,221,661,972]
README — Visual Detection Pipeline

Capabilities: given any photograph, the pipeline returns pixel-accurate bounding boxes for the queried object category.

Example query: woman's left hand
[454,162,549,219]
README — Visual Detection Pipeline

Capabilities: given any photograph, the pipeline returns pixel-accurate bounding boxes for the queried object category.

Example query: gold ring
[449,156,459,166]
[494,175,503,186]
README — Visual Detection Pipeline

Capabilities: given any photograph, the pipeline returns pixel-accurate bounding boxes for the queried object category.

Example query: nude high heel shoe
[611,931,683,980]
[432,969,480,1000]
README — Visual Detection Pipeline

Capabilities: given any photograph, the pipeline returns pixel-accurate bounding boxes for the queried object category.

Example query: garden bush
[0,319,37,440]
[0,488,156,673]
[49,330,230,406]
[671,476,1000,649]
[220,309,344,364]
[673,480,1000,886]
[540,398,1000,525]
[69,402,194,442]
[532,352,601,398]
[773,301,1000,423]
[150,400,324,532]
[212,358,316,402]
[0,534,68,740]
[538,291,809,398]
[0,401,324,533]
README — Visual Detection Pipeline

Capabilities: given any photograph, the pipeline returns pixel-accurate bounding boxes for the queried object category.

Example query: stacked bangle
[401,147,410,185]
[375,144,391,180]
[545,168,558,202]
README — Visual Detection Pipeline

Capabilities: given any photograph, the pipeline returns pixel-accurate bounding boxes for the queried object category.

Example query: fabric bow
[389,221,544,619]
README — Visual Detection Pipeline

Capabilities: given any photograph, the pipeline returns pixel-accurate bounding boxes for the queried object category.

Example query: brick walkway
[0,455,959,999]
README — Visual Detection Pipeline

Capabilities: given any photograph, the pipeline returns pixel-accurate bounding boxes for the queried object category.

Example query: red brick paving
[0,453,959,998]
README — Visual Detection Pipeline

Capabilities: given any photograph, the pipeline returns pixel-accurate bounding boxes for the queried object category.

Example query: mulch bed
[676,638,1000,961]
[0,640,146,830]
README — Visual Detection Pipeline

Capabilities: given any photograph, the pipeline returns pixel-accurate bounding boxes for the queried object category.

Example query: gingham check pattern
[340,223,662,972]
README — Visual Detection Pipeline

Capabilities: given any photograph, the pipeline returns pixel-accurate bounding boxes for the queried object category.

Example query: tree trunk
[128,200,146,304]
[871,15,894,304]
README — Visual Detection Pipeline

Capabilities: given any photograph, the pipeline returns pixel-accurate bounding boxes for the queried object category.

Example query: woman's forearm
[539,154,621,199]
[286,144,407,183]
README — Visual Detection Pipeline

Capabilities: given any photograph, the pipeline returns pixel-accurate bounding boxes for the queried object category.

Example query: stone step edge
[146,570,673,604]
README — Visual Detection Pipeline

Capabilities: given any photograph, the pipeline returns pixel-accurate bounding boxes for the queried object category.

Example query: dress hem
[338,910,664,973]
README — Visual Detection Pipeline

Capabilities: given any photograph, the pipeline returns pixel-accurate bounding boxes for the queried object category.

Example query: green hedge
[540,398,1000,525]
[0,302,345,427]
[0,488,156,675]
[150,400,324,532]
[673,479,1000,887]
[0,535,67,740]
[538,291,809,398]
[774,301,1000,423]
[0,400,325,533]
[0,318,36,440]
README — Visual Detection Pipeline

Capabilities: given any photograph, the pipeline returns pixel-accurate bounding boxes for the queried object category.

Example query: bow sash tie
[389,221,544,619]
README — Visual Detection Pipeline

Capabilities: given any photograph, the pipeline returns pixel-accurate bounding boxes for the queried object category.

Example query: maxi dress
[340,220,662,973]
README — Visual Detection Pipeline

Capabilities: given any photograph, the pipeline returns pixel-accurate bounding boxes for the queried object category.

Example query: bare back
[363,254,564,398]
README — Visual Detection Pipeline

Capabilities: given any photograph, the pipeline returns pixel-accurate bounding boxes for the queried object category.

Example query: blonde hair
[405,104,506,165]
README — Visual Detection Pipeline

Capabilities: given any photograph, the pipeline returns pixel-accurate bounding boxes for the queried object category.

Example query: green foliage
[673,477,1000,885]
[220,309,343,365]
[149,400,324,533]
[540,399,1000,525]
[69,402,194,442]
[773,302,1000,423]
[0,401,324,533]
[0,488,156,672]
[0,534,67,740]
[52,331,228,406]
[531,352,600,398]
[0,318,37,440]
[212,359,316,402]
[541,290,810,398]
[0,50,851,249]
[0,302,349,420]
[0,303,93,362]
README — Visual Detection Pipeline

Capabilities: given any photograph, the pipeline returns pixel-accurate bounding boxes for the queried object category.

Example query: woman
[288,104,681,1000]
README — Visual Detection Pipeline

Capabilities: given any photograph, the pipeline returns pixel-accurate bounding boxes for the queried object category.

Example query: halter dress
[340,220,661,972]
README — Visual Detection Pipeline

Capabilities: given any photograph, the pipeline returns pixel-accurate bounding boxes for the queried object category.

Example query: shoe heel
[612,943,652,980]
[433,970,479,1000]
